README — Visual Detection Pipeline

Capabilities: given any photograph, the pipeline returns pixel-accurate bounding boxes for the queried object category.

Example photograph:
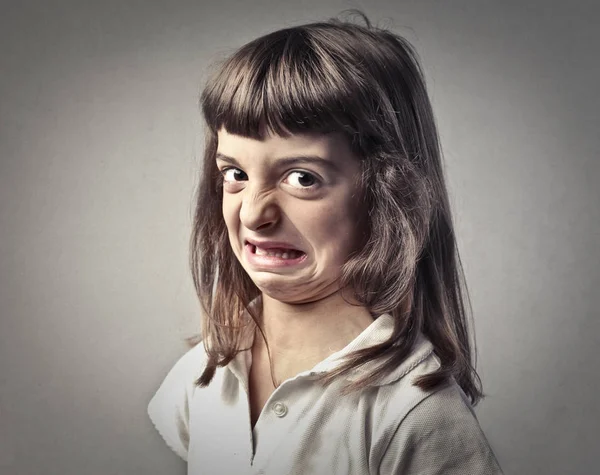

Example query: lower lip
[244,244,307,268]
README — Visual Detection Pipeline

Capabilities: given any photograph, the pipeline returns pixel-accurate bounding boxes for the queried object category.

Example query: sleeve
[379,384,504,475]
[147,345,205,462]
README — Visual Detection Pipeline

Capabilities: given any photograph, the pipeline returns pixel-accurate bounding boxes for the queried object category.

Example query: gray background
[1,0,598,474]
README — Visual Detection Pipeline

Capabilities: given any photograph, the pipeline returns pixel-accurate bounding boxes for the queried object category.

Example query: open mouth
[249,244,305,260]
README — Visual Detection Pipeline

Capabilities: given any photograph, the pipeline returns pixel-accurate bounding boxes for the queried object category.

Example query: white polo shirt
[148,313,503,474]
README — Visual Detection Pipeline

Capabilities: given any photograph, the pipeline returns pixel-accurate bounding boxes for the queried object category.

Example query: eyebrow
[215,152,339,171]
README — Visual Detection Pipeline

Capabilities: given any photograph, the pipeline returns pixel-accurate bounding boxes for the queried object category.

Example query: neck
[254,290,375,363]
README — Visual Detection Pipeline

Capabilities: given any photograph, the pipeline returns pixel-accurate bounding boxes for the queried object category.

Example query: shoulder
[378,378,504,474]
[150,341,209,409]
[362,332,503,474]
[147,342,208,461]
[158,341,208,386]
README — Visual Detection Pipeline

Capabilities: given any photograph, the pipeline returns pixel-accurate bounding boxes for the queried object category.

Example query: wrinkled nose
[239,190,279,231]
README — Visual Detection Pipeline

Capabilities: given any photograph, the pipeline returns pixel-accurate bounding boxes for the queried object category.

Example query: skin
[216,127,374,381]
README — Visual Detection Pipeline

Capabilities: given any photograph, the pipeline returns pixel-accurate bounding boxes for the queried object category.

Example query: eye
[220,167,248,183]
[285,171,320,189]
[218,167,321,191]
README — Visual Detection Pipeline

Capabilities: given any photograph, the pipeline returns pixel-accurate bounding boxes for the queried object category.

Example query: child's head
[198,12,439,306]
[192,11,482,403]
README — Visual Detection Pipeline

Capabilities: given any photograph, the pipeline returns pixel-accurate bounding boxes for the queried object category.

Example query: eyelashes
[219,167,322,191]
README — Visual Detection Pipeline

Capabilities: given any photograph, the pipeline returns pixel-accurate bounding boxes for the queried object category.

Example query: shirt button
[272,401,288,417]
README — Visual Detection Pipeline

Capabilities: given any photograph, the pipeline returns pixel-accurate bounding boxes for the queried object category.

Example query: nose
[239,188,280,231]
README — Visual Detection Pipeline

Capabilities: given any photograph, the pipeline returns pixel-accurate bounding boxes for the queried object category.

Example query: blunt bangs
[201,25,378,142]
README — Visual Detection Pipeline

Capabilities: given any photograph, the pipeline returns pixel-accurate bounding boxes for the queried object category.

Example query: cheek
[325,195,363,251]
[221,195,235,222]
[221,198,240,240]
[305,202,357,251]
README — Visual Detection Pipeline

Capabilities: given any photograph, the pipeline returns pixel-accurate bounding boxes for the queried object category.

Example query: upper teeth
[254,246,300,259]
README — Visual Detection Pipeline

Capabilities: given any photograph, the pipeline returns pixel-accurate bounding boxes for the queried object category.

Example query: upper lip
[245,238,303,252]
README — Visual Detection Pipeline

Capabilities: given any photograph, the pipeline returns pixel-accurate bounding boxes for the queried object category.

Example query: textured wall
[1,1,598,474]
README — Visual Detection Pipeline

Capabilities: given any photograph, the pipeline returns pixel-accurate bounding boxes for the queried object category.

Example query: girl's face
[216,128,364,303]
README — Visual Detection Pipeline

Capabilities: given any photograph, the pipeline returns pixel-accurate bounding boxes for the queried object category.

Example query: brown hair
[190,10,484,404]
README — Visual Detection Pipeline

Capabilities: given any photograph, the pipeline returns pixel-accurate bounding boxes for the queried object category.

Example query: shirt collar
[309,313,435,386]
[227,307,435,388]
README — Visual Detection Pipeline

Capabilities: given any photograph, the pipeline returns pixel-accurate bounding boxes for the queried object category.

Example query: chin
[256,276,342,305]
[243,272,297,300]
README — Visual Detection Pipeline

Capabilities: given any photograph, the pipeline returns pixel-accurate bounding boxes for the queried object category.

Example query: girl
[148,11,504,475]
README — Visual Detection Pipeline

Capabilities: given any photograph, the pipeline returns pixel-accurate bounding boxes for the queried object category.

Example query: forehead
[216,128,355,164]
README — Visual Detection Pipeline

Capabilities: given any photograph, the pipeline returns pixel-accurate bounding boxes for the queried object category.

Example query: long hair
[190,10,484,405]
